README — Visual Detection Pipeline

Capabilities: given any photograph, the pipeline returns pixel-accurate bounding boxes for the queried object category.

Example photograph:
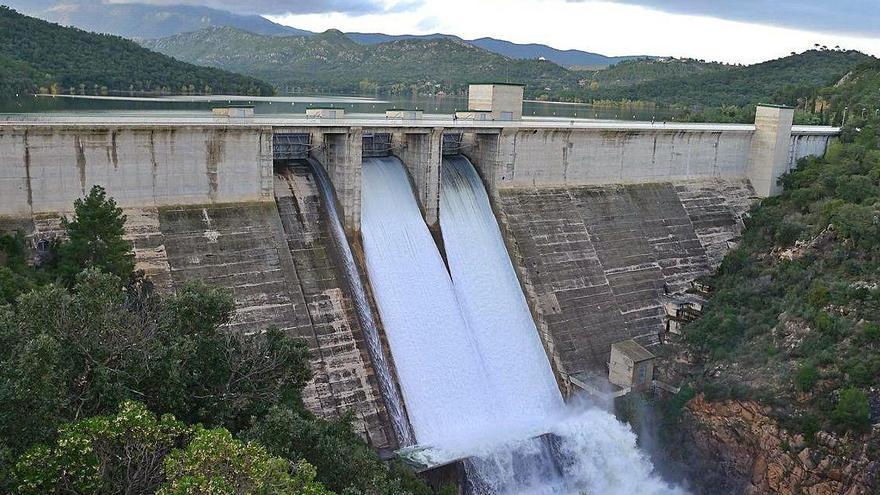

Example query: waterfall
[440,155,563,429]
[439,156,686,495]
[359,156,499,450]
[307,158,415,446]
[360,155,685,494]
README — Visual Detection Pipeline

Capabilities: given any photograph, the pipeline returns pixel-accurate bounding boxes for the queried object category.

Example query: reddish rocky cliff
[682,395,878,495]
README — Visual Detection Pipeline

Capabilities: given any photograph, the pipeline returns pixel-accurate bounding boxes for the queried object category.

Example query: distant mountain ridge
[142,26,581,96]
[345,33,651,68]
[3,0,649,68]
[0,0,311,39]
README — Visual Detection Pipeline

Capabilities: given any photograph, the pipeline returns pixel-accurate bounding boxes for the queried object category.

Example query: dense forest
[142,26,580,98]
[580,57,732,89]
[0,187,431,494]
[0,6,274,97]
[579,49,873,108]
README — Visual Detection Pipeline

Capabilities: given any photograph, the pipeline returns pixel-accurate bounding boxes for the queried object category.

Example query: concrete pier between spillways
[0,109,839,439]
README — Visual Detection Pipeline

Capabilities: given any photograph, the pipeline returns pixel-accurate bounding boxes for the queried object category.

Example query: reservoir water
[0,93,674,121]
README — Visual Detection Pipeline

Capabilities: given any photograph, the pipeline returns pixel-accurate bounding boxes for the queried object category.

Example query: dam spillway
[360,156,497,448]
[361,154,686,493]
[439,155,563,427]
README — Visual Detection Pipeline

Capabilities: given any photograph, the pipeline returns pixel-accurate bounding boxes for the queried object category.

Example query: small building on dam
[0,86,838,450]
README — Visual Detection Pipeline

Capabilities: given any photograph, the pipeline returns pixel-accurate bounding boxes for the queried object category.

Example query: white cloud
[268,0,880,64]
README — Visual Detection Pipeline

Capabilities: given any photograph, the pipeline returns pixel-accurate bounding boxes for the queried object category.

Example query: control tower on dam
[0,88,839,442]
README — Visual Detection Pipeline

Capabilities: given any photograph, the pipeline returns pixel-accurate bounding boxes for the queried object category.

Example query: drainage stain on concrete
[74,135,86,194]
[206,131,224,201]
[110,130,119,169]
[23,130,32,208]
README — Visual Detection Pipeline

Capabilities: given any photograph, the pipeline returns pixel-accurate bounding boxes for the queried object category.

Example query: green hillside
[656,58,880,456]
[0,6,274,96]
[142,26,581,97]
[588,49,875,107]
[583,57,731,88]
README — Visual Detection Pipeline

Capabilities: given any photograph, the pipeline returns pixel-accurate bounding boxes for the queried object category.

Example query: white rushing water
[361,155,685,494]
[441,156,563,428]
[360,156,497,448]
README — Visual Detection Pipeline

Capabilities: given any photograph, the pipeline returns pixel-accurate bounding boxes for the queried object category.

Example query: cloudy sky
[252,0,880,64]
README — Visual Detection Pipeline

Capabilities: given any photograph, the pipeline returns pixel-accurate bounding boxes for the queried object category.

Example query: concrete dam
[0,91,837,490]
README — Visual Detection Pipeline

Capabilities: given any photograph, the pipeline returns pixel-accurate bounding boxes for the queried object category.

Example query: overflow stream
[360,155,686,494]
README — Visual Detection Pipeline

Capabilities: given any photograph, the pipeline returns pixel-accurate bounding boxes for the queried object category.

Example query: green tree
[831,388,871,433]
[55,185,135,285]
[159,428,331,495]
[246,407,430,495]
[0,271,312,480]
[13,401,331,495]
[795,363,819,392]
[14,401,190,495]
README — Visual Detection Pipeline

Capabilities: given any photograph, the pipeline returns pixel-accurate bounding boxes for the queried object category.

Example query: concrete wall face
[789,133,832,172]
[393,130,443,226]
[0,127,272,216]
[497,179,753,377]
[275,165,392,447]
[749,106,795,197]
[468,84,524,120]
[486,129,753,189]
[312,130,363,232]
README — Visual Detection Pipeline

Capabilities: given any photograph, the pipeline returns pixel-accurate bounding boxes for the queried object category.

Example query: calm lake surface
[0,94,677,121]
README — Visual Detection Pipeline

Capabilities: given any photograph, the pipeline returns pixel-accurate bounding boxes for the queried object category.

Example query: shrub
[807,281,830,308]
[795,364,819,392]
[832,388,871,433]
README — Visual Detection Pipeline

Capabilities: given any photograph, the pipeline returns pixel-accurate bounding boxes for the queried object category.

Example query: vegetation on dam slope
[680,59,880,435]
[0,186,430,494]
[0,6,274,97]
[634,59,880,493]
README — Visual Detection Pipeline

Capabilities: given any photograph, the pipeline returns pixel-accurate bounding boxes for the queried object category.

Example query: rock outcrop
[682,395,878,495]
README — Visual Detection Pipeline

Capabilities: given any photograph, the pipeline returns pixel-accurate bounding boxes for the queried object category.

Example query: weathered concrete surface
[496,179,753,380]
[487,128,753,188]
[123,208,174,292]
[393,130,443,227]
[310,130,363,233]
[155,201,390,446]
[749,106,794,197]
[0,126,273,217]
[275,164,392,447]
[788,132,833,173]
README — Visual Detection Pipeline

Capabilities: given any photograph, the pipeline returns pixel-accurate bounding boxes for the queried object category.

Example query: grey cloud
[570,0,880,38]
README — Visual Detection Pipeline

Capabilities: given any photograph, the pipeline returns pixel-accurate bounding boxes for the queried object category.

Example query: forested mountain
[583,49,875,107]
[2,0,308,39]
[346,32,648,68]
[143,27,581,97]
[0,7,274,96]
[142,25,874,111]
[582,57,732,88]
[6,0,650,69]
